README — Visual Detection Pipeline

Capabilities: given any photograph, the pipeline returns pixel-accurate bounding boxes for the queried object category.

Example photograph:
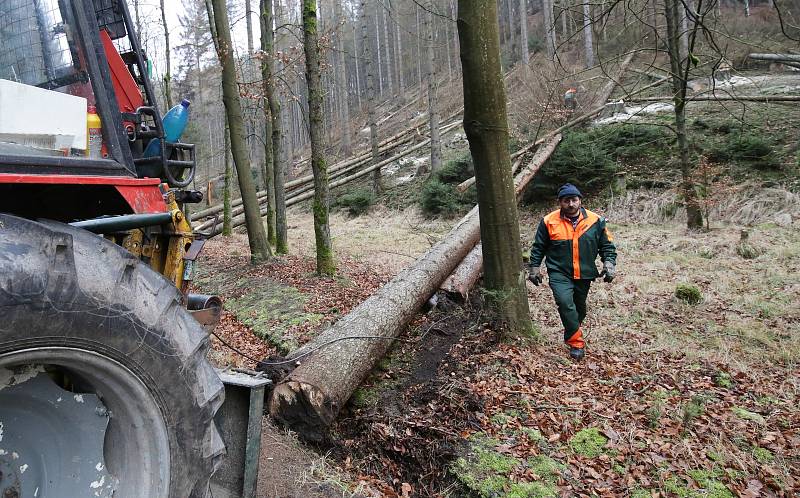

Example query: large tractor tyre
[0,214,225,498]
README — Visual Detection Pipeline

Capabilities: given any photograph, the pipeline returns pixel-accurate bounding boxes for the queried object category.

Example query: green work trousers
[548,271,592,344]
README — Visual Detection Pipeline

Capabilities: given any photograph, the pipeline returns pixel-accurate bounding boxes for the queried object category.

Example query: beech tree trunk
[210,0,272,262]
[361,0,381,194]
[381,2,394,96]
[375,8,384,95]
[665,0,703,229]
[426,3,442,173]
[542,0,555,58]
[519,0,530,65]
[259,0,277,246]
[223,124,232,236]
[261,0,288,254]
[353,22,362,109]
[458,0,534,336]
[583,1,595,68]
[334,0,353,156]
[303,0,335,275]
[391,0,405,98]
[245,0,254,54]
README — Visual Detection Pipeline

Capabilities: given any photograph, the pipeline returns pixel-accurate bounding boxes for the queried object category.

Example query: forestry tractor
[0,0,248,496]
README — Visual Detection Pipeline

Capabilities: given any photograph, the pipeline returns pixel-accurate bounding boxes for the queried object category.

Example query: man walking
[528,184,617,360]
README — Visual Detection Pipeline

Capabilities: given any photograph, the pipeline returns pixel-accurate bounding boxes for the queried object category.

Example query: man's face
[559,196,582,216]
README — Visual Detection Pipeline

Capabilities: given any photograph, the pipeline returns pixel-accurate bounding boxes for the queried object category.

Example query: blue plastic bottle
[143,99,191,158]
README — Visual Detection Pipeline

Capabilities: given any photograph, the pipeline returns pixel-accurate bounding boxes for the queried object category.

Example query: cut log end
[268,380,337,442]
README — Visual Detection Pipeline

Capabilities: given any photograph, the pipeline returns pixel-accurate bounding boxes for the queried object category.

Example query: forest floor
[194,70,800,497]
[197,203,799,497]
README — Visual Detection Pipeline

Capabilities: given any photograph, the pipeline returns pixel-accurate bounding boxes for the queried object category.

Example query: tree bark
[245,0,254,54]
[223,124,232,236]
[375,8,384,96]
[519,0,530,65]
[303,0,336,275]
[416,5,423,90]
[542,0,555,59]
[361,0,382,194]
[160,0,173,107]
[334,0,353,156]
[426,3,443,174]
[269,205,482,440]
[210,0,272,261]
[381,1,394,96]
[353,22,362,110]
[680,2,689,59]
[391,0,405,98]
[458,0,534,337]
[266,0,287,254]
[583,1,595,68]
[260,0,278,246]
[664,0,703,229]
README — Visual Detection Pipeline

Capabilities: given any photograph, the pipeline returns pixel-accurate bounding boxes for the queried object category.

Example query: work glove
[601,261,616,283]
[528,266,543,286]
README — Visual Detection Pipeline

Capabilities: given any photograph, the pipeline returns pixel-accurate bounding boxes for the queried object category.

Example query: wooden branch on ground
[625,95,800,103]
[747,53,800,63]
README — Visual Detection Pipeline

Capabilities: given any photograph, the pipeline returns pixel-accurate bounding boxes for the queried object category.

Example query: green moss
[476,447,519,474]
[664,469,734,498]
[491,412,511,425]
[688,470,735,498]
[223,281,323,354]
[507,481,558,498]
[706,450,726,463]
[451,433,539,497]
[568,428,608,458]
[527,455,563,480]
[631,489,652,498]
[521,427,544,443]
[675,283,703,305]
[350,387,379,408]
[731,407,766,425]
[713,372,734,389]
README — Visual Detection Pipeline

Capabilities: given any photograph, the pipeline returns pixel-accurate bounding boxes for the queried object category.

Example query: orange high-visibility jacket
[529,208,617,280]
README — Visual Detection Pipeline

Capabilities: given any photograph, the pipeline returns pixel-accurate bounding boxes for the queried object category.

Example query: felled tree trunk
[443,135,562,299]
[269,206,481,440]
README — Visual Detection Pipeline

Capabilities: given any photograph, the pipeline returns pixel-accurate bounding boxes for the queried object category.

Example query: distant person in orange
[564,87,578,112]
[528,184,617,361]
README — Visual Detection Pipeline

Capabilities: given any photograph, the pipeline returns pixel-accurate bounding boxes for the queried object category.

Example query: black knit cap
[557,183,583,199]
